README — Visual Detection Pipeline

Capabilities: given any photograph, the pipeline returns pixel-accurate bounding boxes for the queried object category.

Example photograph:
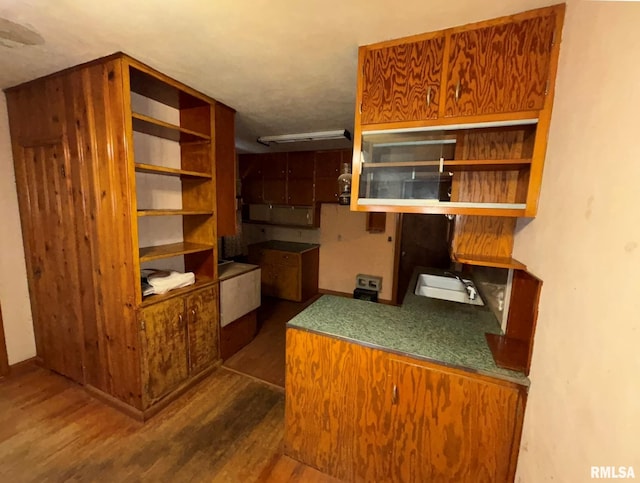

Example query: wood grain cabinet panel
[186,286,218,375]
[214,104,237,236]
[141,297,189,404]
[285,329,527,482]
[361,36,445,124]
[287,151,315,205]
[444,12,556,117]
[249,246,319,302]
[314,150,345,203]
[239,154,264,204]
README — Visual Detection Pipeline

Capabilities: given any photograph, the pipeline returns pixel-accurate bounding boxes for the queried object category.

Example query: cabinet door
[361,36,445,124]
[186,286,218,375]
[389,359,525,482]
[287,151,314,205]
[274,264,300,301]
[314,150,342,203]
[239,154,264,204]
[444,12,556,117]
[141,297,189,403]
[285,329,392,482]
[260,153,287,204]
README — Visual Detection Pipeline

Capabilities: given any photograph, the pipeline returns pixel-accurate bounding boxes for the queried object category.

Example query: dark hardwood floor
[0,364,339,482]
[223,296,320,387]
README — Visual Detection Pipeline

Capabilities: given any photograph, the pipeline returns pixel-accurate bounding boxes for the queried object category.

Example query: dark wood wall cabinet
[239,148,351,215]
[5,53,234,420]
[285,329,527,483]
[354,4,565,270]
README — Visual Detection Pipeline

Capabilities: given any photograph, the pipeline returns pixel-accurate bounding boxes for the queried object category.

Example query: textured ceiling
[0,0,557,152]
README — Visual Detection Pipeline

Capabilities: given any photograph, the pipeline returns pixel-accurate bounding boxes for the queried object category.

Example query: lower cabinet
[140,286,219,408]
[285,328,527,483]
[248,246,319,302]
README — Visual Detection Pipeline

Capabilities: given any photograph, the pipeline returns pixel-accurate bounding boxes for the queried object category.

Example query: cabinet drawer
[262,250,300,267]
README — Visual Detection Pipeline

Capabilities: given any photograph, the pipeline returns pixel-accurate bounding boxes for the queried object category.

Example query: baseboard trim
[318,288,393,305]
[85,384,145,422]
[86,361,221,422]
[0,357,38,381]
[221,365,285,393]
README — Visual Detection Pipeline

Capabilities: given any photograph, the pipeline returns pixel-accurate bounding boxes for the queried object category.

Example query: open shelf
[137,209,214,217]
[453,253,527,270]
[362,159,531,171]
[132,112,210,142]
[129,65,209,110]
[445,159,531,171]
[139,242,214,263]
[135,163,212,179]
[363,160,441,169]
[140,276,216,307]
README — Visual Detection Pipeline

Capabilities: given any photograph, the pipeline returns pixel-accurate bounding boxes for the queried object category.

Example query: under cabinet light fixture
[257,129,351,146]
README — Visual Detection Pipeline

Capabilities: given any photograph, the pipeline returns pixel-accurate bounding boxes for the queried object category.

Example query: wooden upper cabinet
[239,154,264,204]
[361,35,445,124]
[444,11,557,117]
[262,153,287,204]
[287,151,314,205]
[314,150,345,203]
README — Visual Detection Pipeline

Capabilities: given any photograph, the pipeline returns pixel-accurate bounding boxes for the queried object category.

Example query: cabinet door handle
[392,384,398,405]
[191,308,197,321]
[426,86,432,107]
[178,313,184,328]
[455,80,461,102]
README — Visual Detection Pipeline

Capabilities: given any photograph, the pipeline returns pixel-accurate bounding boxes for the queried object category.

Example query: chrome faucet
[444,271,477,300]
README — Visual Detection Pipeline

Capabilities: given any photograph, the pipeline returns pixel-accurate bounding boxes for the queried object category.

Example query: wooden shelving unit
[5,52,232,419]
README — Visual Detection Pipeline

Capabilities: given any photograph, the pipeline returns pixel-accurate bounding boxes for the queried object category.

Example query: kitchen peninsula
[284,271,528,482]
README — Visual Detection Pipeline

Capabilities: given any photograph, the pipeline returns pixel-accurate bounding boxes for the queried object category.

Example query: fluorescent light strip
[257,129,351,145]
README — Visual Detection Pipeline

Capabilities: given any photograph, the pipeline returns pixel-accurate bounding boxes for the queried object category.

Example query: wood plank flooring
[224,296,320,387]
[0,364,339,482]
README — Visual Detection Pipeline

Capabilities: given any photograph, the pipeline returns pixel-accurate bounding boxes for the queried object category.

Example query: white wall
[0,94,36,364]
[514,1,640,480]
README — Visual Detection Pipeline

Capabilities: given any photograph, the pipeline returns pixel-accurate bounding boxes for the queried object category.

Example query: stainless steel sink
[414,274,484,306]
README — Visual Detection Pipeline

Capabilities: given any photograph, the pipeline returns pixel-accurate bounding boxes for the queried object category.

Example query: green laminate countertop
[250,240,320,254]
[287,270,529,386]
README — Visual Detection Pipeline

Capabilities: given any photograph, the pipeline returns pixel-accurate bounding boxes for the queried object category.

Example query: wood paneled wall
[6,57,141,408]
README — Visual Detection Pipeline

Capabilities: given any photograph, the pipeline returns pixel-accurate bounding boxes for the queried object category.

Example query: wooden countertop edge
[286,324,529,390]
[217,264,261,282]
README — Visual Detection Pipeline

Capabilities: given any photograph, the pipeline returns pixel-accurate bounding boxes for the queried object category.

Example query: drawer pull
[426,86,432,107]
[455,80,461,102]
